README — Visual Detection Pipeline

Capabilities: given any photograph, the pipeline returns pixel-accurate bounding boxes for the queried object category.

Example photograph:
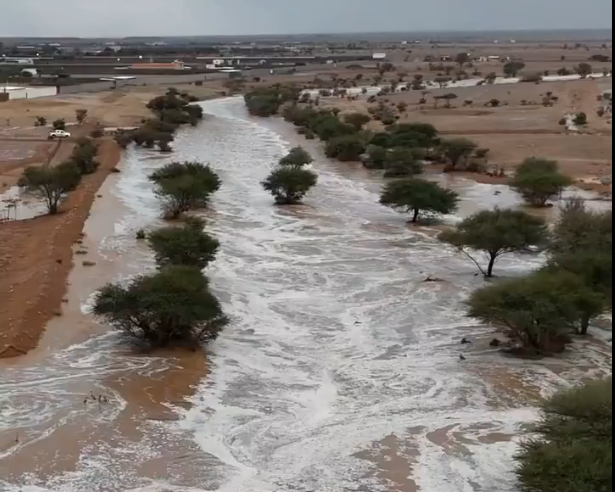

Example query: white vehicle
[48,130,71,140]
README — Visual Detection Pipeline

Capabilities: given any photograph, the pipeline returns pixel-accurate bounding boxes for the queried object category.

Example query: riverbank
[0,140,121,359]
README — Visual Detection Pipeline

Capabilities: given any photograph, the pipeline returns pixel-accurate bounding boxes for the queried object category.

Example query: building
[117,61,191,71]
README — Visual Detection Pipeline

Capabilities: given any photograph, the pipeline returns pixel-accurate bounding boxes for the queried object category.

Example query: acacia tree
[18,162,81,215]
[512,158,572,207]
[343,112,372,131]
[93,265,228,349]
[455,52,471,67]
[383,147,424,177]
[150,162,222,219]
[279,146,314,167]
[576,62,593,78]
[515,378,612,492]
[380,178,459,223]
[504,61,526,77]
[467,270,602,353]
[148,217,220,270]
[325,135,366,162]
[440,208,549,277]
[262,166,318,205]
[440,138,478,170]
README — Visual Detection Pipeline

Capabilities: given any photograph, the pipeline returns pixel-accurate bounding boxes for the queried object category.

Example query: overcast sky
[0,0,612,37]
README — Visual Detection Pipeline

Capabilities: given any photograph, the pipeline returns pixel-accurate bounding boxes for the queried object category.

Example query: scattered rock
[490,339,502,348]
[111,167,121,174]
[423,275,444,283]
[82,261,96,267]
[55,259,63,265]
[52,309,63,317]
[461,337,472,345]
[62,298,69,303]
[75,250,88,255]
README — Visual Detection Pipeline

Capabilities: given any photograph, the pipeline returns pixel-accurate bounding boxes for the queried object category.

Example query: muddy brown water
[0,97,611,492]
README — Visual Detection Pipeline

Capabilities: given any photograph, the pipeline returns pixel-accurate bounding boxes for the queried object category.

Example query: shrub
[279,146,313,167]
[53,119,67,131]
[70,138,99,175]
[75,109,88,124]
[379,178,459,223]
[440,138,478,170]
[504,61,526,77]
[440,208,549,277]
[512,158,572,207]
[92,265,228,349]
[383,148,424,177]
[325,135,366,162]
[363,145,387,169]
[262,166,318,205]
[515,379,612,492]
[573,112,588,126]
[18,162,81,215]
[343,112,372,131]
[148,218,220,270]
[150,162,221,219]
[35,116,47,127]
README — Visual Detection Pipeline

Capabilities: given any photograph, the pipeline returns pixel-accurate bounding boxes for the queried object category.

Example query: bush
[53,119,67,131]
[515,379,612,492]
[383,147,424,177]
[35,116,47,127]
[92,265,228,349]
[573,112,588,126]
[440,138,478,170]
[559,117,567,126]
[467,270,600,353]
[18,162,81,215]
[504,61,526,77]
[75,109,88,124]
[70,138,99,175]
[512,158,572,207]
[440,208,549,277]
[279,146,313,167]
[325,135,366,162]
[262,166,318,205]
[150,162,222,219]
[379,178,459,223]
[363,145,387,169]
[148,217,220,270]
[343,112,371,131]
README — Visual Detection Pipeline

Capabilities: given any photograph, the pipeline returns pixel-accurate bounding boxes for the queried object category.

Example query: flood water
[0,97,611,492]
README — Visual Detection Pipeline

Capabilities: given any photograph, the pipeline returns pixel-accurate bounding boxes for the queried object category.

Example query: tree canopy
[18,162,81,215]
[382,147,424,178]
[512,158,572,207]
[440,208,549,277]
[343,112,372,131]
[504,61,526,77]
[440,138,478,170]
[279,146,314,167]
[93,265,228,349]
[467,269,603,353]
[380,178,459,223]
[148,217,220,270]
[325,135,367,162]
[262,166,318,205]
[150,162,221,219]
[515,378,612,492]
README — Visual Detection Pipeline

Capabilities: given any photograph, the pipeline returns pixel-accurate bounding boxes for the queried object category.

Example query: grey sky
[0,0,612,37]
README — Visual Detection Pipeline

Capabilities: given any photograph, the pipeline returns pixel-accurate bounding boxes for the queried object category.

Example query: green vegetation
[244,84,301,117]
[148,217,220,270]
[380,178,459,223]
[18,162,81,215]
[512,158,572,207]
[69,138,99,175]
[343,112,371,131]
[150,162,222,219]
[52,119,67,131]
[93,265,228,349]
[440,209,549,277]
[504,61,526,77]
[75,109,88,125]
[382,148,424,178]
[279,146,313,167]
[515,379,612,492]
[440,138,478,171]
[325,135,367,162]
[576,63,593,78]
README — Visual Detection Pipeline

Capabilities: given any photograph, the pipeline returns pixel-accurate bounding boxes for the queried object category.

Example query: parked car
[48,130,71,140]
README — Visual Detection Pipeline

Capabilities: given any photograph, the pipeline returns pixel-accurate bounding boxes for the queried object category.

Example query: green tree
[383,148,424,177]
[504,61,526,77]
[52,118,67,131]
[512,158,572,207]
[380,178,459,223]
[150,162,221,219]
[325,135,367,161]
[279,146,313,167]
[440,138,478,170]
[70,138,99,175]
[515,379,612,492]
[18,162,81,215]
[92,266,228,349]
[466,270,600,353]
[343,112,372,131]
[440,208,549,277]
[314,116,356,141]
[363,145,388,169]
[455,52,471,67]
[576,63,593,78]
[262,166,318,205]
[148,218,220,270]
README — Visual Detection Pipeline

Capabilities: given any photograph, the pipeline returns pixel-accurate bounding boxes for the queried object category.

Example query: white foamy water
[1,97,611,492]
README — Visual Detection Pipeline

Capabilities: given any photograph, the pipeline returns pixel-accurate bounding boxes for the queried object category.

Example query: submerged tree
[440,138,478,170]
[379,178,459,223]
[148,217,220,270]
[512,158,572,207]
[262,166,318,205]
[440,208,549,277]
[279,146,314,167]
[93,265,228,349]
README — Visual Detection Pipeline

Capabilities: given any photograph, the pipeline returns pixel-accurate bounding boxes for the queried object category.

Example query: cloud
[0,0,612,37]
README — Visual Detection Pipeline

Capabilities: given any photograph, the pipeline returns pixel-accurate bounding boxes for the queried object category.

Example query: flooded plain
[0,97,611,492]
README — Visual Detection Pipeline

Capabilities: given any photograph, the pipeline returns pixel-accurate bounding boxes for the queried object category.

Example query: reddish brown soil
[0,140,120,358]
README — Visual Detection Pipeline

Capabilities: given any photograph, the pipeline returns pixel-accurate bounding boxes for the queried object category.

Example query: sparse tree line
[92,161,228,350]
[114,88,204,152]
